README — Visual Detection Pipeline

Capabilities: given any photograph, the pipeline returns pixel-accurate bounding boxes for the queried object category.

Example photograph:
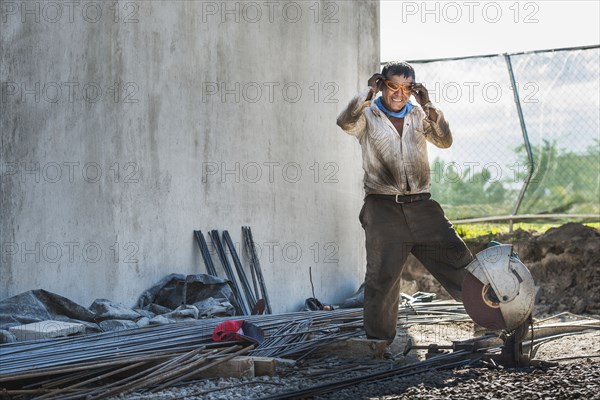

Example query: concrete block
[323,338,388,359]
[194,356,255,379]
[240,356,277,376]
[9,320,85,341]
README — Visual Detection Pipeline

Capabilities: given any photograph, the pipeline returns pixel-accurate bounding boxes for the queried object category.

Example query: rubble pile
[0,274,239,343]
[516,223,600,315]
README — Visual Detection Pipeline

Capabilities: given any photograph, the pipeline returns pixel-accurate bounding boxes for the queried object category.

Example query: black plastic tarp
[0,273,241,338]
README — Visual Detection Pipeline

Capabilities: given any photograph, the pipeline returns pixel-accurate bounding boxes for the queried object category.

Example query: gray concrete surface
[0,1,380,312]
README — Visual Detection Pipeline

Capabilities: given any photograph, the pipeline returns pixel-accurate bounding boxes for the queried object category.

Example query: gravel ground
[315,359,600,400]
[111,321,600,400]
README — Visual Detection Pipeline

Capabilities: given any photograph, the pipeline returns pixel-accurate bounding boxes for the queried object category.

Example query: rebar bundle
[2,303,596,399]
[0,301,470,398]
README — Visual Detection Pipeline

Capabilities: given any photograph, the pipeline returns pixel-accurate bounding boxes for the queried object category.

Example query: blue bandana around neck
[375,97,413,118]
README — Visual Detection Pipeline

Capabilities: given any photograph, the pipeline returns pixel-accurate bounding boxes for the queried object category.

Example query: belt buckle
[395,194,406,204]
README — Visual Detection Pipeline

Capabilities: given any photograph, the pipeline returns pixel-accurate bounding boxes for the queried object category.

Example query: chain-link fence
[392,46,599,222]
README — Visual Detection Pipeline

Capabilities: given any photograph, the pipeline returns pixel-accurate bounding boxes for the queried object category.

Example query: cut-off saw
[462,243,535,331]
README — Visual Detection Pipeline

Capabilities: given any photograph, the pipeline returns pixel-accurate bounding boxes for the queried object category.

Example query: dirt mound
[400,223,600,316]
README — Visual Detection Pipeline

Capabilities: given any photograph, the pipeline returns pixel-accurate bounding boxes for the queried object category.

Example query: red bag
[212,320,264,345]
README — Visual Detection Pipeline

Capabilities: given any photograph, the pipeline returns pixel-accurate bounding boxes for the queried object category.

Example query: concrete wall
[0,0,379,312]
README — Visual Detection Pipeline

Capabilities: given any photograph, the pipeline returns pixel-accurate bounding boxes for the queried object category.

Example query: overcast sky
[381,0,600,61]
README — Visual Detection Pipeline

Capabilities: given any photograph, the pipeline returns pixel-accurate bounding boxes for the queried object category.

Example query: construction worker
[336,61,473,349]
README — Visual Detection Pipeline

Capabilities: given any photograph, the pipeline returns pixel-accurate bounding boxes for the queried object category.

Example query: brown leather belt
[368,193,431,204]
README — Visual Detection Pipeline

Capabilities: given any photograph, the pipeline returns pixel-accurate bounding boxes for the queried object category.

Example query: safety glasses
[383,80,413,94]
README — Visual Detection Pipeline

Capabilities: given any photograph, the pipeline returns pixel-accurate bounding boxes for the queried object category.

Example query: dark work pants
[359,195,473,344]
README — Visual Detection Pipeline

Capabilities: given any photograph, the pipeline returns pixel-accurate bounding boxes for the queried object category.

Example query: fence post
[504,53,535,232]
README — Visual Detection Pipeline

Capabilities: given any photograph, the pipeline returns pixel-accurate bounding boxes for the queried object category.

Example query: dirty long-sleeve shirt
[336,87,453,196]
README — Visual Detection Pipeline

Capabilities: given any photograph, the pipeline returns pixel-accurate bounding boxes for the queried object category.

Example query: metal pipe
[256,350,473,399]
[33,360,150,400]
[451,213,599,225]
[151,345,251,392]
[223,230,257,310]
[84,347,210,400]
[210,230,249,315]
[505,53,535,232]
[194,230,217,276]
[1,302,471,378]
[382,44,600,65]
[243,226,272,314]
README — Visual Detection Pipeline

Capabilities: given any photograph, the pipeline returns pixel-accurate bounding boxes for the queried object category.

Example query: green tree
[430,157,513,219]
[517,140,600,214]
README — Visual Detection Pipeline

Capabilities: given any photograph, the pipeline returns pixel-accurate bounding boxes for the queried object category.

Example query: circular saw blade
[462,271,507,330]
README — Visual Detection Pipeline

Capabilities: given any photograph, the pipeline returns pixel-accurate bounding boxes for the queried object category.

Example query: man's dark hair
[381,61,415,81]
